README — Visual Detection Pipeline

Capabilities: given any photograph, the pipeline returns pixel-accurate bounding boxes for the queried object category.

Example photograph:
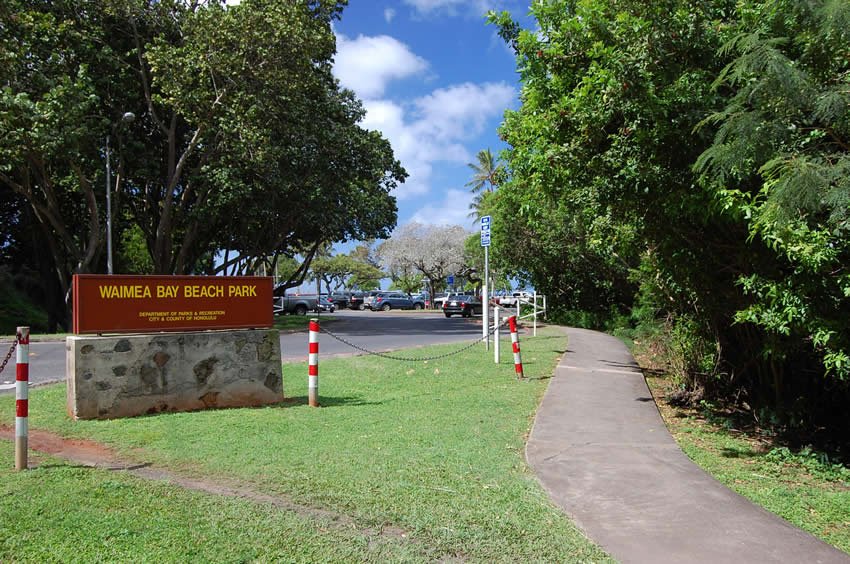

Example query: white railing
[489,294,547,364]
[514,293,546,336]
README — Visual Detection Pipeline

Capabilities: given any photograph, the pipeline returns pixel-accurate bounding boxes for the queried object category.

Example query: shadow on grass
[283,395,383,408]
[32,461,154,471]
[722,446,757,459]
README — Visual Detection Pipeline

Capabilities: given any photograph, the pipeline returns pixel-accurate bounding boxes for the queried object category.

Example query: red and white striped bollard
[16,326,29,470]
[508,316,524,380]
[308,319,319,407]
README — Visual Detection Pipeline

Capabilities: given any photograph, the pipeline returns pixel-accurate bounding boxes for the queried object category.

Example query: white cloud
[360,82,515,200]
[412,82,515,142]
[409,189,476,227]
[402,0,501,17]
[334,33,428,98]
[384,8,396,23]
[333,32,516,201]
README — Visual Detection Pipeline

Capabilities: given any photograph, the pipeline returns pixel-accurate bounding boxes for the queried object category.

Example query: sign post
[481,216,491,350]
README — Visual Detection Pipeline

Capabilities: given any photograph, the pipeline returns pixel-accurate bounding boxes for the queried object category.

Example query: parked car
[433,292,449,309]
[498,291,534,307]
[362,291,382,310]
[317,295,336,313]
[329,292,350,309]
[370,291,426,311]
[443,294,483,318]
[273,294,318,316]
[348,292,366,310]
[273,292,336,315]
[433,291,472,309]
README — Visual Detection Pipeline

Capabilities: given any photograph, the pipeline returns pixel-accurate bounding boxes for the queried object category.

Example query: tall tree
[345,243,385,290]
[466,148,502,219]
[488,0,735,325]
[378,223,470,302]
[0,0,404,327]
[489,0,850,432]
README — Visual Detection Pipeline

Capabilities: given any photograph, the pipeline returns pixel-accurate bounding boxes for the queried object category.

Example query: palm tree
[466,148,501,219]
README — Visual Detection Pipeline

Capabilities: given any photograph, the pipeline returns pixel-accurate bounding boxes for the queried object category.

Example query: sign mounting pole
[481,216,491,350]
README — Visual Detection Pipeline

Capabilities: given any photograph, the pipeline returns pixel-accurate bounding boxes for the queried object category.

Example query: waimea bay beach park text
[72,275,272,333]
[98,283,259,299]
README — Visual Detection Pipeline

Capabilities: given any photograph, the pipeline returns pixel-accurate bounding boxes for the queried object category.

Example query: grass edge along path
[0,326,611,562]
[645,374,850,555]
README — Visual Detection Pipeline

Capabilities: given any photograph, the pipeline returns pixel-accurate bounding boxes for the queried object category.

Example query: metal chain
[319,318,510,363]
[0,340,17,375]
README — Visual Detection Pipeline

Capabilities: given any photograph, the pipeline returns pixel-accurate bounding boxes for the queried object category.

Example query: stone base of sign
[66,329,283,420]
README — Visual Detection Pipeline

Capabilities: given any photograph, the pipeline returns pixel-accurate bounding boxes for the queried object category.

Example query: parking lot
[1,309,485,390]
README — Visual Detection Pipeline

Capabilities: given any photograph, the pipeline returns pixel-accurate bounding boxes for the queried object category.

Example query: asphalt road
[0,309,484,392]
[284,309,484,359]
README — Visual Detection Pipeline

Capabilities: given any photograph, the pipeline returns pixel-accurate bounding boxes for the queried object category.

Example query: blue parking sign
[480,216,491,247]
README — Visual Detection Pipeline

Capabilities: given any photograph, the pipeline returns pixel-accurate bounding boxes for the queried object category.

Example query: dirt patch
[0,425,123,468]
[0,425,411,542]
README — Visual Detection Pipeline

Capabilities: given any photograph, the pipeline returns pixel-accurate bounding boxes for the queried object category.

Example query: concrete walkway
[527,327,849,564]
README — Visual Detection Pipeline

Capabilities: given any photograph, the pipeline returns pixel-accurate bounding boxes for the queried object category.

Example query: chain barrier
[0,339,17,375]
[319,317,510,363]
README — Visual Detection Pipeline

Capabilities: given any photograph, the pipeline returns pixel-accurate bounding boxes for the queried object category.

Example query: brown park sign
[72,274,273,334]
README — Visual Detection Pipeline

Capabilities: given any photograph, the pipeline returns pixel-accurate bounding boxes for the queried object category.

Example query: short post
[508,316,524,380]
[308,319,319,407]
[494,306,500,364]
[15,326,30,471]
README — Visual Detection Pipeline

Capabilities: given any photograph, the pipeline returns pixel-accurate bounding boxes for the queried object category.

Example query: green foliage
[345,244,384,290]
[696,0,850,380]
[488,0,732,324]
[117,224,153,274]
[0,0,404,326]
[466,148,503,220]
[489,0,850,434]
[273,255,300,283]
[388,273,423,294]
[0,270,49,334]
[763,446,850,483]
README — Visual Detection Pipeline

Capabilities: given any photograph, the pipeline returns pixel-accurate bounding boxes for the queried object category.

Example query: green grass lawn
[0,327,610,562]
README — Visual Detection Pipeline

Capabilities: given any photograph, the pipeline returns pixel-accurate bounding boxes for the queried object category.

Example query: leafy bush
[0,268,48,334]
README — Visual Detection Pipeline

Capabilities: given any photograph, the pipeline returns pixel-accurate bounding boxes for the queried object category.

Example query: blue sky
[331,1,532,232]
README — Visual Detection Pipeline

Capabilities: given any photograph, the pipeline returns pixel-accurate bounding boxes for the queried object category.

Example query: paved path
[527,327,849,564]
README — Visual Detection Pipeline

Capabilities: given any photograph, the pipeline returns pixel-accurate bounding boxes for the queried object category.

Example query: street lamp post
[105,111,135,274]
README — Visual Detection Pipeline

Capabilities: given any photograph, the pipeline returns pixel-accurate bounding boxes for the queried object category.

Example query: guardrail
[508,293,546,336]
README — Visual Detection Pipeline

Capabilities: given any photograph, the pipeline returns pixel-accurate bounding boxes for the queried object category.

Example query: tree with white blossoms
[378,223,470,305]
